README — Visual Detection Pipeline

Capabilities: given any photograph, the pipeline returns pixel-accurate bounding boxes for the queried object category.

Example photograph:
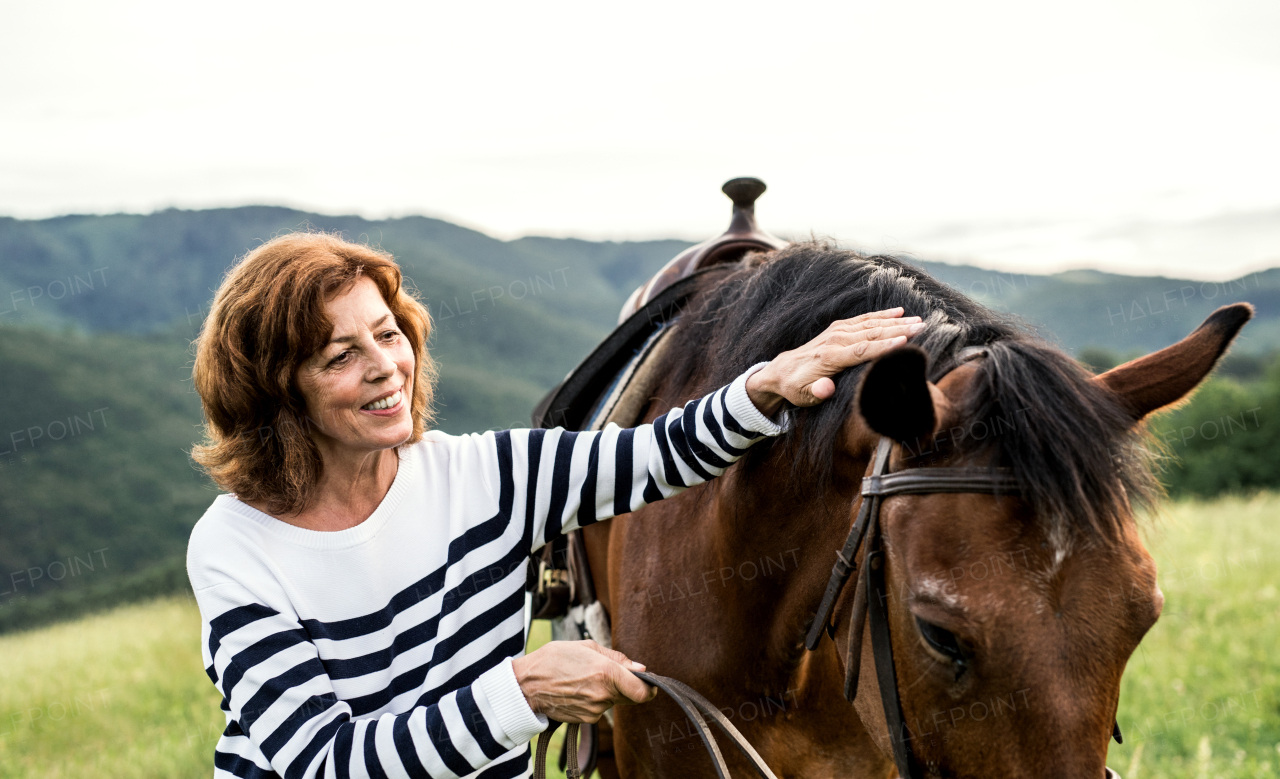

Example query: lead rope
[533,671,780,779]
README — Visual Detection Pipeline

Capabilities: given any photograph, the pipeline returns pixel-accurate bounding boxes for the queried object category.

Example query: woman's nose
[367,338,398,378]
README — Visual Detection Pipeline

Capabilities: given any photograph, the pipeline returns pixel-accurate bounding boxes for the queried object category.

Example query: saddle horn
[617,177,788,323]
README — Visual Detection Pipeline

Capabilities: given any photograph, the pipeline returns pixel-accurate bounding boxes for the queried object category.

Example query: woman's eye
[916,616,966,664]
[329,351,351,367]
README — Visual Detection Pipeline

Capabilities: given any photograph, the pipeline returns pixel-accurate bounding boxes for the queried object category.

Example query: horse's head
[844,303,1252,778]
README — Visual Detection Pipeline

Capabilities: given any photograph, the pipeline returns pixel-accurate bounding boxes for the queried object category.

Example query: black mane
[662,242,1158,537]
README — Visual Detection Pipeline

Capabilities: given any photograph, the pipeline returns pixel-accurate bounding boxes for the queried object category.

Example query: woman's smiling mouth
[361,389,403,412]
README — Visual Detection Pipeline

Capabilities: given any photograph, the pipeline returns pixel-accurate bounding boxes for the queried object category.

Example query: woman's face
[295,277,416,458]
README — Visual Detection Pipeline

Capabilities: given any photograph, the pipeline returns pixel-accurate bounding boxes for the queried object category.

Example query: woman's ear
[855,345,938,443]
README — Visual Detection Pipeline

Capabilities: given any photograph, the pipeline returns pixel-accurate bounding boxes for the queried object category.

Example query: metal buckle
[538,564,570,596]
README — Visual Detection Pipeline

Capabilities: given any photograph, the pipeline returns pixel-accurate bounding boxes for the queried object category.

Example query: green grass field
[1,495,1276,778]
[1113,493,1279,778]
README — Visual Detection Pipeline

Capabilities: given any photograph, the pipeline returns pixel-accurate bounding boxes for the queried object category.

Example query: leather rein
[535,671,780,779]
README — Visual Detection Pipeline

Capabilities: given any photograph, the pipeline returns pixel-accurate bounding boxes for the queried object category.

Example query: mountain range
[0,205,1274,632]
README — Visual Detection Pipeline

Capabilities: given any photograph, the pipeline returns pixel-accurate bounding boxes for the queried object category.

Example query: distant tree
[1217,351,1276,382]
[1078,346,1120,373]
[1148,358,1280,497]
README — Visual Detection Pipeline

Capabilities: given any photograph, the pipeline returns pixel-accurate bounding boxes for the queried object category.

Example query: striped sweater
[186,363,784,779]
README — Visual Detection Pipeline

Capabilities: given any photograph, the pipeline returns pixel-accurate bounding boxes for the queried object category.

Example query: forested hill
[0,206,1276,633]
[0,208,691,431]
[2,207,1276,364]
[914,262,1280,362]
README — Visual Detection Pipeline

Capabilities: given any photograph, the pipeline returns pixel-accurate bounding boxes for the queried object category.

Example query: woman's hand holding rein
[746,307,924,417]
[512,640,658,724]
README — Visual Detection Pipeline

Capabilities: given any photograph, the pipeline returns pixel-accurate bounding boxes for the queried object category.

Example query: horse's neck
[652,376,863,633]
[648,374,863,669]
[705,462,860,670]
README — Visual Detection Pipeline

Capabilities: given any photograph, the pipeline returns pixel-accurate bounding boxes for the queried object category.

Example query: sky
[2,0,1278,280]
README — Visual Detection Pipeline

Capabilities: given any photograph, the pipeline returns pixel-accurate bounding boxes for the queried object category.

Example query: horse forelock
[661,241,1160,540]
[956,339,1161,539]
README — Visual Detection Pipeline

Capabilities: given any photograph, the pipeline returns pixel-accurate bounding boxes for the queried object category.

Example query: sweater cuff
[726,362,791,437]
[473,657,548,747]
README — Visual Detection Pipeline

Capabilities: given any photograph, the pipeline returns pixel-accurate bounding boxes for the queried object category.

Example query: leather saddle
[529,176,785,614]
[526,177,787,778]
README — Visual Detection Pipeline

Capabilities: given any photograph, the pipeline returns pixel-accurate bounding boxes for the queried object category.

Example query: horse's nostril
[1104,767,1122,779]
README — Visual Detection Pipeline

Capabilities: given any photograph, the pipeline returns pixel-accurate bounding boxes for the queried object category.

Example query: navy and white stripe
[187,364,784,779]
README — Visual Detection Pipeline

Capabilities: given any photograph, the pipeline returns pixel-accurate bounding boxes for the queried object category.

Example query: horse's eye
[916,616,966,664]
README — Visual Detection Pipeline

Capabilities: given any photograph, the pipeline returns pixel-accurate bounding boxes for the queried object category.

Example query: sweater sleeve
[196,580,545,779]
[493,362,787,552]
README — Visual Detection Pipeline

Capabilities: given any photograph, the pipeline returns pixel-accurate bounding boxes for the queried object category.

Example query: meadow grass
[1,494,1275,778]
[1113,492,1280,778]
[0,593,225,778]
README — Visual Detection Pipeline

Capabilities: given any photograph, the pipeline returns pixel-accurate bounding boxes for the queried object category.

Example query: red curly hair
[191,232,436,515]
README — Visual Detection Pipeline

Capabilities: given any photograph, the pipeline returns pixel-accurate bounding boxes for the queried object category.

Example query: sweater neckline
[215,443,418,550]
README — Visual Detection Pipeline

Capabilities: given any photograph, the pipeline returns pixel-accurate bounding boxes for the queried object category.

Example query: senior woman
[186,232,922,779]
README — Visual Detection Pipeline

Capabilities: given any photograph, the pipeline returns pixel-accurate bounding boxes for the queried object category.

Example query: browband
[803,440,1022,652]
[862,467,1020,497]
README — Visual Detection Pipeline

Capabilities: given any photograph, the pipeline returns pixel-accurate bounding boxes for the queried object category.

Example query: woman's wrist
[510,653,540,713]
[476,657,548,744]
[745,365,785,417]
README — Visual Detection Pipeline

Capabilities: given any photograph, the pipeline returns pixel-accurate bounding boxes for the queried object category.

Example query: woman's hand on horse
[746,307,925,416]
[512,639,658,723]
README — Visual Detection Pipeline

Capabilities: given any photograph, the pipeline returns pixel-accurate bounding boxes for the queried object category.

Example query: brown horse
[580,244,1252,778]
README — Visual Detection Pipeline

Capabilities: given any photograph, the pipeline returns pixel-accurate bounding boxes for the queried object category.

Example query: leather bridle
[804,435,1021,779]
[805,434,1124,779]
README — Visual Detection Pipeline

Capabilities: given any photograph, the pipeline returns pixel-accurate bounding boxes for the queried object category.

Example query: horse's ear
[1095,303,1254,421]
[856,345,937,442]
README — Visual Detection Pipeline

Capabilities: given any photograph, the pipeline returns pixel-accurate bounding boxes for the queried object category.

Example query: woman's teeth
[362,390,402,411]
